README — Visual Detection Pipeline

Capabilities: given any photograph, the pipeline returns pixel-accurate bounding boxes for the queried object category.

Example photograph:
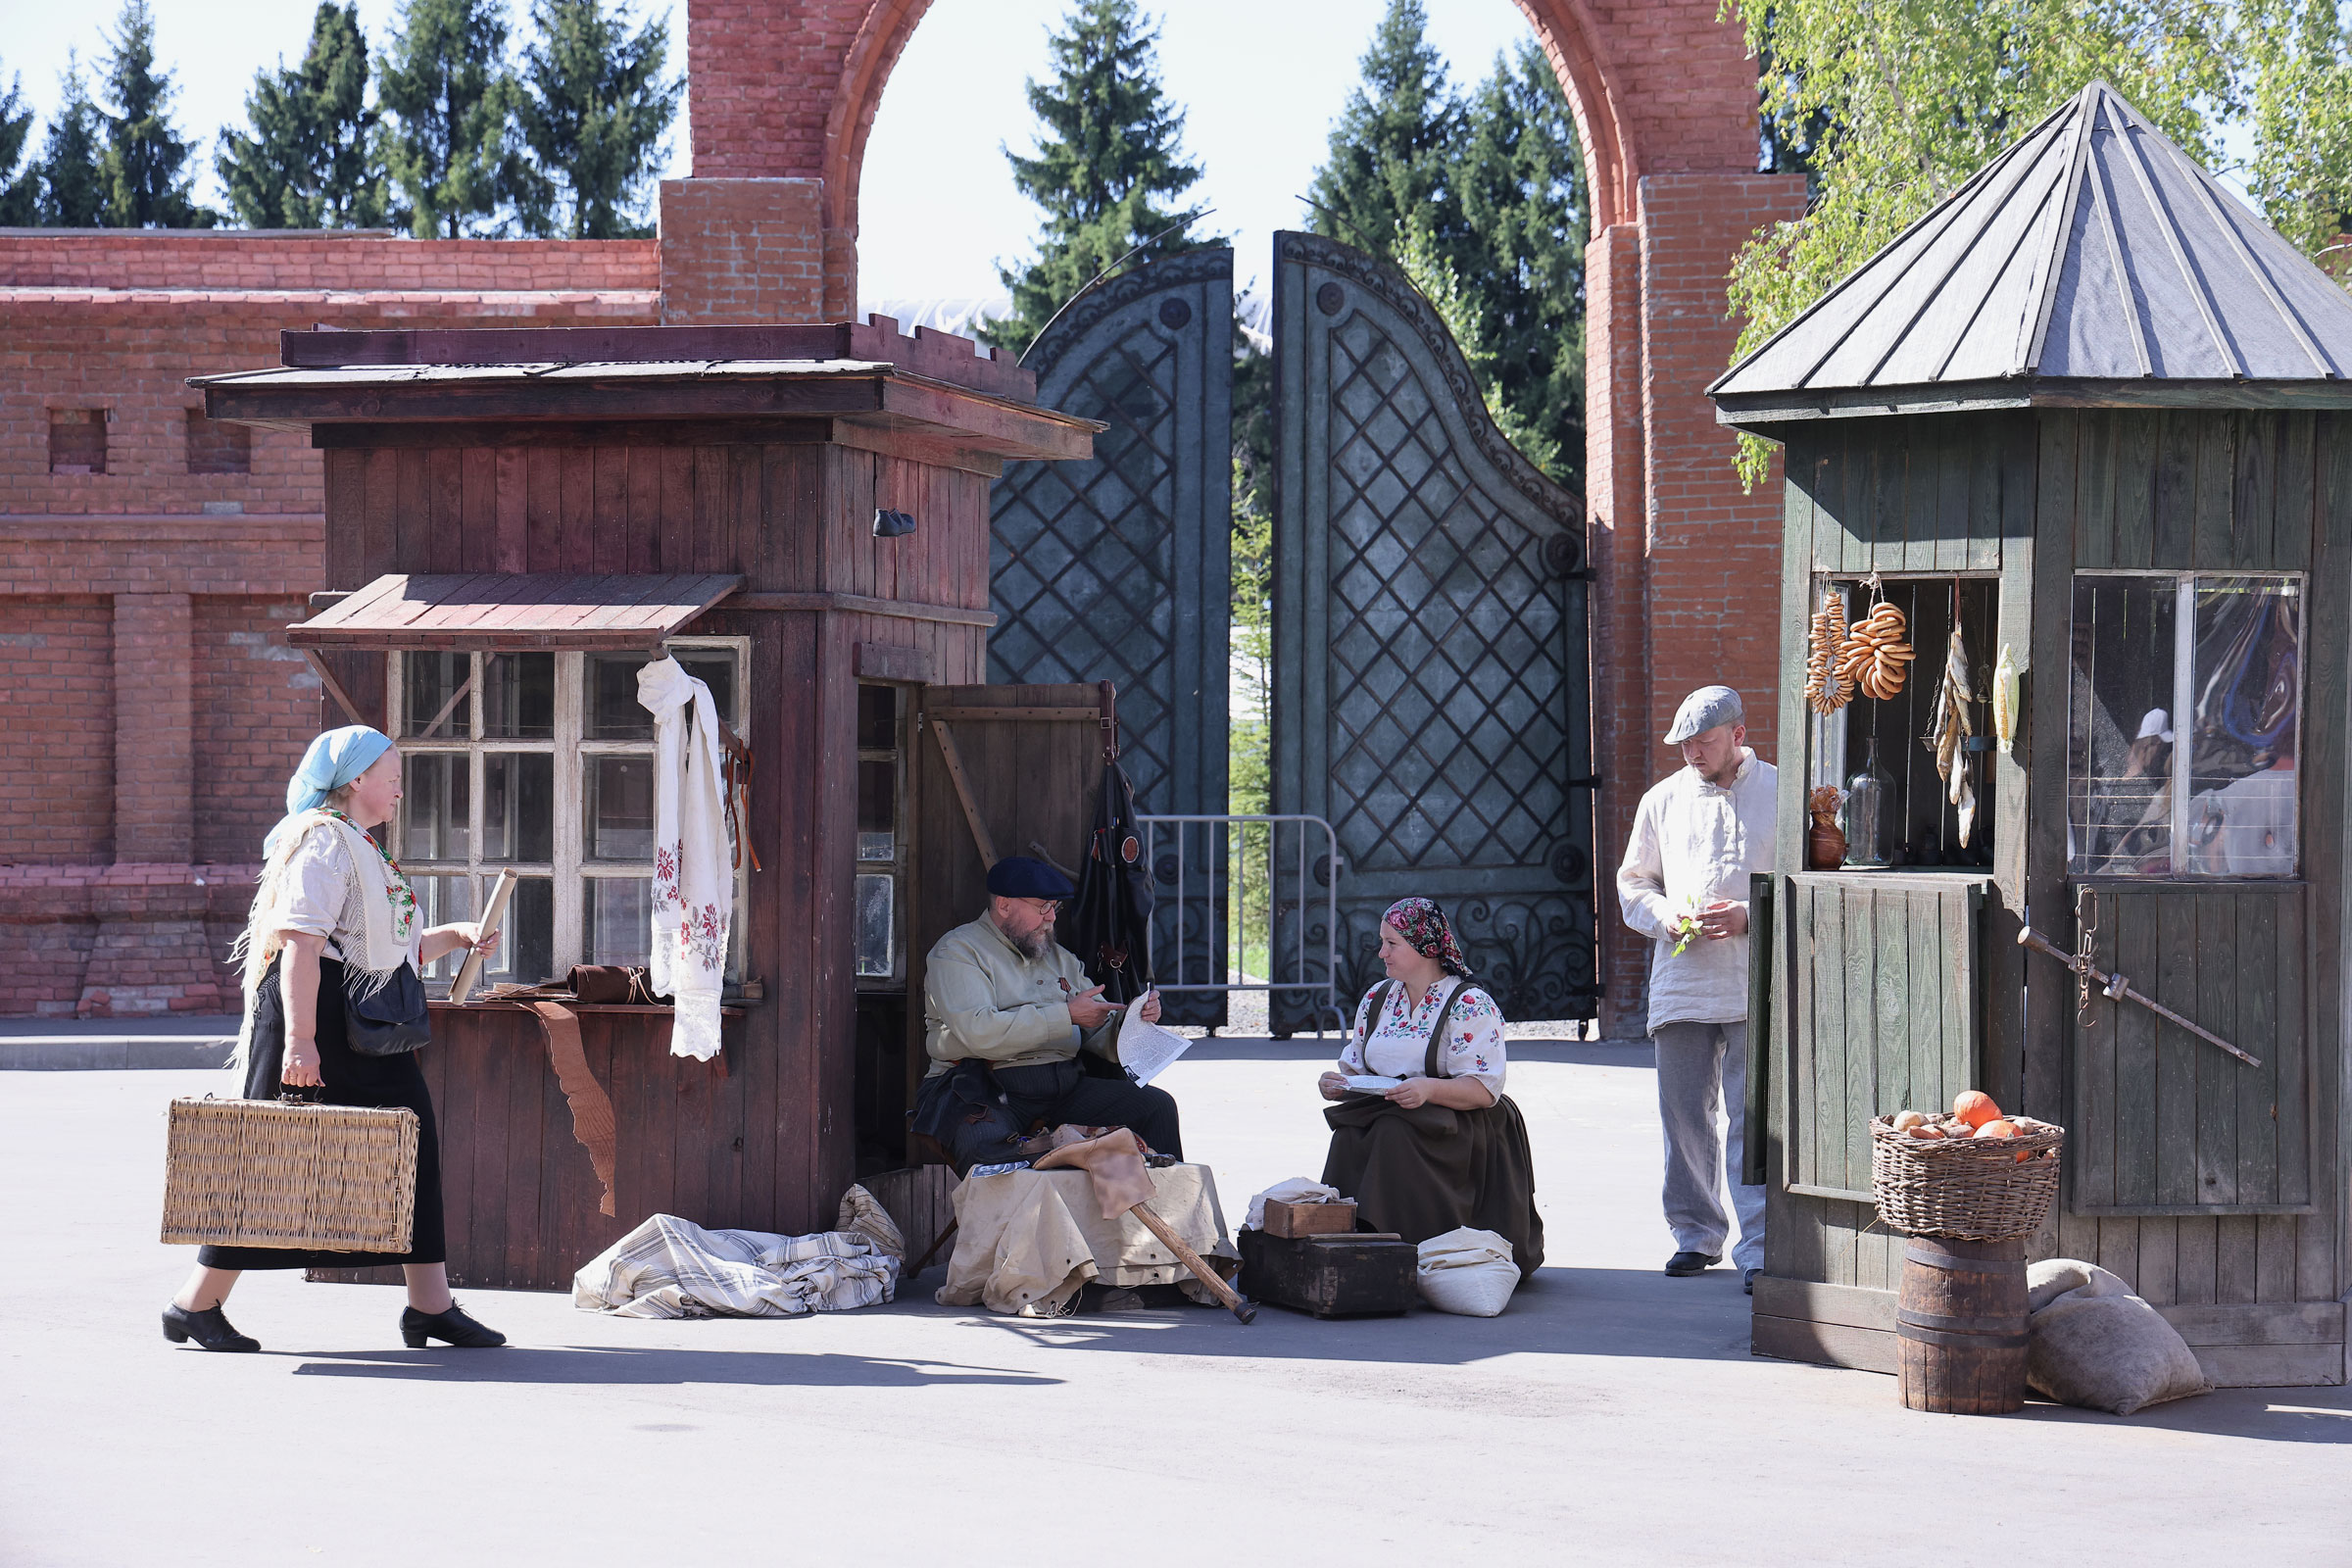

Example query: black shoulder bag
[340,954,431,1056]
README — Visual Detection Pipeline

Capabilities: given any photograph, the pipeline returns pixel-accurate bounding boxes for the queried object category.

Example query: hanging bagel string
[1837,571,1913,703]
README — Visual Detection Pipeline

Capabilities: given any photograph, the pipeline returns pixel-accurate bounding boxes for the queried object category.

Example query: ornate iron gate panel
[1270,230,1596,1026]
[990,246,1233,1020]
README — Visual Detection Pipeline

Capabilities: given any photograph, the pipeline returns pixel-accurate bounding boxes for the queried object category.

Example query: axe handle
[1130,1200,1255,1324]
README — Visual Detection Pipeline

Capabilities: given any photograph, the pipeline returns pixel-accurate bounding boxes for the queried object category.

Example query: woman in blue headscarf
[163,726,507,1353]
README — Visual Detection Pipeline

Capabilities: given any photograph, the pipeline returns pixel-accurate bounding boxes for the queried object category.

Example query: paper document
[1115,993,1191,1086]
[446,868,517,1004]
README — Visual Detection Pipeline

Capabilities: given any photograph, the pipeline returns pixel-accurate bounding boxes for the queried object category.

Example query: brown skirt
[1321,1095,1544,1275]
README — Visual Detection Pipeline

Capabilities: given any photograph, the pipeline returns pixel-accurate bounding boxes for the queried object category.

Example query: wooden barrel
[1896,1235,2028,1414]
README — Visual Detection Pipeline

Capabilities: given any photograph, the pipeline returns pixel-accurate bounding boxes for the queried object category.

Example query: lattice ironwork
[990,247,1234,1022]
[1270,231,1596,1027]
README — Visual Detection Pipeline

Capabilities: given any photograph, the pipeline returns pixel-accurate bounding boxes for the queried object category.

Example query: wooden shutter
[1786,873,1986,1200]
[2068,883,2314,1215]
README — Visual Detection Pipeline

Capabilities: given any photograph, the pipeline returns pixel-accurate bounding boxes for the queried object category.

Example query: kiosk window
[390,640,748,991]
[2070,573,2301,877]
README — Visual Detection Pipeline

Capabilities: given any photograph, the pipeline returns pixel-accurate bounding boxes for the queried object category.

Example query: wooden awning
[288,572,744,651]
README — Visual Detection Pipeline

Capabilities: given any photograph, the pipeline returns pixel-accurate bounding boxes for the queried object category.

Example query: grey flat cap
[1664,685,1744,744]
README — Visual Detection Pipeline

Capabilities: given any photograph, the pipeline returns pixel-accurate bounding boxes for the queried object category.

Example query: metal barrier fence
[1137,813,1348,1037]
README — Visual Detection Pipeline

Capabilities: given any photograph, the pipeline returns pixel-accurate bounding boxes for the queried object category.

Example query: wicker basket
[1869,1115,2065,1242]
[161,1096,418,1252]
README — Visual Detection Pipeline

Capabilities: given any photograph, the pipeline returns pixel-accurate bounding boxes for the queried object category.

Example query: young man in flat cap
[1616,685,1773,1294]
[911,855,1180,1172]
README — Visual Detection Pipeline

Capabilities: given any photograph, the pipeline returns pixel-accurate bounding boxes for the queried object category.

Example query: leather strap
[530,1001,618,1218]
[1367,978,1471,1080]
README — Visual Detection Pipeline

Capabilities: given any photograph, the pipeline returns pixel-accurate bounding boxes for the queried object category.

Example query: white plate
[1344,1074,1403,1093]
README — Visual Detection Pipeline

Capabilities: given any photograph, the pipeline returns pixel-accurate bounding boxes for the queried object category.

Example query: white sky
[1,0,1539,303]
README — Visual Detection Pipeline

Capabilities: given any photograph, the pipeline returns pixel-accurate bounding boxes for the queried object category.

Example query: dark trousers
[931,1058,1184,1172]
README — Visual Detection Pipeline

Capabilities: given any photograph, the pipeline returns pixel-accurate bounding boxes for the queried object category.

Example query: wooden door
[903,683,1115,1091]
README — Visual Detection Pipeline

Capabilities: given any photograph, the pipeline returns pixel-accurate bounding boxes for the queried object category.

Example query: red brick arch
[680,0,1806,1032]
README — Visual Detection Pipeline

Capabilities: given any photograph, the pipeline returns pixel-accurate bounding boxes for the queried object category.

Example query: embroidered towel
[638,658,732,1061]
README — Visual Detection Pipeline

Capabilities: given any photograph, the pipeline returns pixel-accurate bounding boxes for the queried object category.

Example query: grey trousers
[1652,1020,1766,1271]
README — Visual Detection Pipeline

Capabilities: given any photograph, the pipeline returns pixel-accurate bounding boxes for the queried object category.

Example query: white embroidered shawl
[638,658,732,1061]
[227,810,416,1073]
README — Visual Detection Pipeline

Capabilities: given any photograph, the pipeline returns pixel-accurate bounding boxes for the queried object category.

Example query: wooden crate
[1263,1197,1355,1238]
[1239,1228,1417,1318]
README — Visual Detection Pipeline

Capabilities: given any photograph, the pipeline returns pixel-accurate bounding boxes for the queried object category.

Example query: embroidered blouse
[279,822,419,971]
[1335,977,1507,1098]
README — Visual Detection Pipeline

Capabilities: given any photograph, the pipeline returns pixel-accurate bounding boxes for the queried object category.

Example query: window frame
[2069,568,2305,881]
[388,638,752,991]
[854,680,911,989]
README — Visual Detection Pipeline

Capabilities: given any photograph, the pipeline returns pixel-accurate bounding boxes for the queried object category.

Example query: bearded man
[912,856,1178,1173]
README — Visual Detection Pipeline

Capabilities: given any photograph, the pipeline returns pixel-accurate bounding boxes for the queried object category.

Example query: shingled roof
[1711,81,2352,428]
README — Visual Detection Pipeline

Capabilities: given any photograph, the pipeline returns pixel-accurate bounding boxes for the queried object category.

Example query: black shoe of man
[1664,1250,1721,1277]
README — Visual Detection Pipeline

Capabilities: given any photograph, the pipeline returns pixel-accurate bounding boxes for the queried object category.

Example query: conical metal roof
[1711,81,2352,426]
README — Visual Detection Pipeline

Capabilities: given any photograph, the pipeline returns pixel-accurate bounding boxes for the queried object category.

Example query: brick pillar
[77,593,222,1015]
[1592,172,1808,1039]
[112,593,193,862]
[659,177,830,323]
[1587,220,1649,1039]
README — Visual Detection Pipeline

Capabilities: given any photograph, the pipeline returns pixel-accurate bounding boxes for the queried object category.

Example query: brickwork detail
[0,599,114,865]
[194,596,319,863]
[659,178,826,323]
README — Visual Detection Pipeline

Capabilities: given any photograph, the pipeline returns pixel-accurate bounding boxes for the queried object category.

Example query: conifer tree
[94,0,215,227]
[378,0,526,237]
[35,58,109,227]
[514,0,680,238]
[0,69,36,226]
[218,3,386,228]
[983,0,1205,355]
[1304,0,1466,267]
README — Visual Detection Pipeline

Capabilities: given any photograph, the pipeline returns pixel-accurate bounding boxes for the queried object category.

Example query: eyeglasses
[1021,899,1062,914]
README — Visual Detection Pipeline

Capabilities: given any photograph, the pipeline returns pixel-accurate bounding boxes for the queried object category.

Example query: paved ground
[3,1038,2345,1567]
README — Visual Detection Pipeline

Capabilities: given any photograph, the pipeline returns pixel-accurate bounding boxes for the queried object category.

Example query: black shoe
[163,1302,259,1352]
[400,1299,506,1348]
[1663,1250,1722,1277]
[1744,1267,1761,1296]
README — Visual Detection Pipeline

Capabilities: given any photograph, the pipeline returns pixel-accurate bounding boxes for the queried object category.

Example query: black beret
[986,856,1075,899]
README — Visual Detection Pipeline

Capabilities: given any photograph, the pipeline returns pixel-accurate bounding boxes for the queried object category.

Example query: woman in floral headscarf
[1315,899,1543,1274]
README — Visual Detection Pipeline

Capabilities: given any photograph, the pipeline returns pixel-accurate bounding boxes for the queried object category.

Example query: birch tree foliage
[1721,0,2352,486]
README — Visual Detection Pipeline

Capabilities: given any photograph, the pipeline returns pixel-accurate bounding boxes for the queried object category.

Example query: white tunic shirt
[1615,748,1777,1031]
[1335,977,1506,1100]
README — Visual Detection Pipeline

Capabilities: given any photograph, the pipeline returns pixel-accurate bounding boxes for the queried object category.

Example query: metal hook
[2074,886,2100,1024]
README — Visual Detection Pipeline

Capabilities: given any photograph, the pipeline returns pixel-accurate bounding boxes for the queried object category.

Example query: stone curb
[1,1039,234,1070]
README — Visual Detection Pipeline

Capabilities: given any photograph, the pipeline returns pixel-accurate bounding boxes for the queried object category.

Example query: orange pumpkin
[1974,1118,2020,1139]
[1953,1090,2002,1128]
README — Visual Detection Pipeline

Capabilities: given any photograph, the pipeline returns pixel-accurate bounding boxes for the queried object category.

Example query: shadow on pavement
[2005,1389,2352,1444]
[933,1264,1759,1365]
[290,1346,1062,1388]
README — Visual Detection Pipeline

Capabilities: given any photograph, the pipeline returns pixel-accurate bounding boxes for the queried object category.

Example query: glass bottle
[1842,737,1895,868]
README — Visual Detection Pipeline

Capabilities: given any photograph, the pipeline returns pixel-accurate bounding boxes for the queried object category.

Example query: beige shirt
[1616,747,1778,1030]
[922,912,1118,1076]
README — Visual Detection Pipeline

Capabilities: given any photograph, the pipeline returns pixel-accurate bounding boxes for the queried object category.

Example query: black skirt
[197,954,447,1271]
[1321,1094,1545,1275]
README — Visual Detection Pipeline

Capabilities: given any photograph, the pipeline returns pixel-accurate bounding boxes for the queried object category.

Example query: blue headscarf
[265,725,395,858]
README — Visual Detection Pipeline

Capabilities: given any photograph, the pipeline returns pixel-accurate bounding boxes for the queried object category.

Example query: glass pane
[858,683,898,752]
[2069,577,2178,875]
[403,653,470,740]
[585,755,657,861]
[584,877,654,965]
[676,649,739,729]
[483,752,555,862]
[2186,575,2301,876]
[586,654,656,740]
[856,872,895,978]
[481,652,555,739]
[498,876,557,985]
[414,874,473,995]
[400,753,469,862]
[858,760,897,861]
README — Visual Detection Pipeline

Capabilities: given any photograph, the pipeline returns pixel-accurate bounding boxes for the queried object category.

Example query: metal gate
[989,246,1234,1019]
[1269,230,1596,1025]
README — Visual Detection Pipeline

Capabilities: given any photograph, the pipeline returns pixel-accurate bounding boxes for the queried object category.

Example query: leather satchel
[566,964,662,1004]
[343,961,431,1056]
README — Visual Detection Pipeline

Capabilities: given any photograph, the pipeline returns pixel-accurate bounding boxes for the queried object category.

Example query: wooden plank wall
[311,427,998,1288]
[1792,411,2019,573]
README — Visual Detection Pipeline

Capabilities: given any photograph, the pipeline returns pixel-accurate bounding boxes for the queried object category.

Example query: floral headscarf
[1384,897,1473,979]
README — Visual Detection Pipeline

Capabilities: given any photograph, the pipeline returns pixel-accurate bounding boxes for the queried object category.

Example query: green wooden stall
[1711,82,2348,1387]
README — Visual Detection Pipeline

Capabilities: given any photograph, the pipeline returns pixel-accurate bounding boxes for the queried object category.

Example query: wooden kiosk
[196,319,1106,1290]
[1712,84,2349,1386]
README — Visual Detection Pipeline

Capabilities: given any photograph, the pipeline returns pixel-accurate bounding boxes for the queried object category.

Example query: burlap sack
[2026,1258,2212,1415]
[1416,1226,1520,1317]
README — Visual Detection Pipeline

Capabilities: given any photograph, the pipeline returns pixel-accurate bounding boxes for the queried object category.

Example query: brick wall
[658,178,827,322]
[0,599,114,865]
[193,596,318,863]
[0,231,659,291]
